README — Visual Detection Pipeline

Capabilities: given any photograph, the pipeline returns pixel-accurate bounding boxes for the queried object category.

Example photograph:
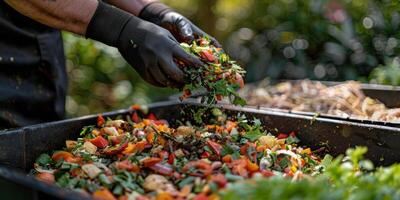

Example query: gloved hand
[86,1,203,87]
[139,2,221,47]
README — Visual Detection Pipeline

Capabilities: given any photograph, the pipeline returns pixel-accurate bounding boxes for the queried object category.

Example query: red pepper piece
[103,141,128,156]
[207,140,222,156]
[277,133,288,139]
[199,50,215,62]
[97,115,105,127]
[168,153,175,165]
[115,160,140,173]
[142,157,162,167]
[131,112,140,123]
[89,136,109,148]
[147,113,157,121]
[201,151,211,159]
[182,160,212,177]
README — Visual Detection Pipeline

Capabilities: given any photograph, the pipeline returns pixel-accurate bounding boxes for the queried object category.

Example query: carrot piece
[142,157,162,167]
[35,172,54,184]
[93,188,117,200]
[222,155,232,163]
[156,192,173,200]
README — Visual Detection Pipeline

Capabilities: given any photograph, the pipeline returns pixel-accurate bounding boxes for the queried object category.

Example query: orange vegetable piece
[93,188,117,200]
[35,172,55,184]
[131,104,141,110]
[246,159,259,173]
[118,196,128,200]
[89,136,109,148]
[97,115,105,127]
[146,132,155,143]
[222,155,232,163]
[133,140,148,153]
[156,192,173,200]
[225,120,237,132]
[52,151,78,163]
[115,160,140,173]
[142,157,162,167]
[122,143,135,155]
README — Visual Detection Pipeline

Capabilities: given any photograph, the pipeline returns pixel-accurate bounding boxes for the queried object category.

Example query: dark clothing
[0,2,67,128]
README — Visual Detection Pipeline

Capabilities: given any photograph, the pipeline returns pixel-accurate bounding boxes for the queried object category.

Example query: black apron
[0,2,67,128]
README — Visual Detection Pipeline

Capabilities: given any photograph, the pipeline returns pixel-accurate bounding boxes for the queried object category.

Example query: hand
[139,2,221,47]
[86,2,202,87]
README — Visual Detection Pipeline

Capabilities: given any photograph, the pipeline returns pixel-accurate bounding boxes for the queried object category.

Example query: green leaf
[35,153,52,166]
[243,129,265,142]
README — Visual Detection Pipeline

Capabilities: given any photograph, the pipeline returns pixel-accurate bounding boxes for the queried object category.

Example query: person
[0,0,220,128]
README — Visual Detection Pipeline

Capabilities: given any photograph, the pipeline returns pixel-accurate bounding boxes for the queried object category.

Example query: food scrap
[33,110,324,200]
[179,38,246,106]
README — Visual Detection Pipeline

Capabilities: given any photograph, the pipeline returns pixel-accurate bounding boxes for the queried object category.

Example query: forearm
[106,0,156,16]
[4,0,98,35]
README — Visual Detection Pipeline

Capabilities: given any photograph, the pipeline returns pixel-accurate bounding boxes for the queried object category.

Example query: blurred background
[65,0,400,117]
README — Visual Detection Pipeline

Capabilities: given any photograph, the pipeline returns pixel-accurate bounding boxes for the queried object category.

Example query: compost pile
[33,110,324,200]
[179,38,246,106]
[240,80,400,122]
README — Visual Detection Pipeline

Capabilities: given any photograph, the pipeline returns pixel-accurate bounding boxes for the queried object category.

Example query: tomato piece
[131,112,140,123]
[147,113,157,121]
[222,155,232,163]
[70,168,83,177]
[36,172,55,184]
[142,157,162,167]
[52,151,79,163]
[240,143,249,155]
[168,153,175,165]
[199,50,215,62]
[93,188,117,200]
[231,159,249,178]
[115,160,140,173]
[134,140,148,153]
[149,163,173,176]
[103,141,128,156]
[153,120,168,126]
[89,136,109,148]
[158,150,169,160]
[182,160,212,177]
[210,174,228,188]
[201,151,211,159]
[131,104,141,110]
[97,115,105,127]
[277,133,288,139]
[207,140,222,156]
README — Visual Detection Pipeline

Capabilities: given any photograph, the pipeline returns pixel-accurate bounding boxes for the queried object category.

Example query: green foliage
[222,147,400,200]
[64,0,400,117]
[369,58,400,85]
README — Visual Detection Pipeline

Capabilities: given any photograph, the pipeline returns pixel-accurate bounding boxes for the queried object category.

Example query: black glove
[139,2,221,47]
[86,2,203,87]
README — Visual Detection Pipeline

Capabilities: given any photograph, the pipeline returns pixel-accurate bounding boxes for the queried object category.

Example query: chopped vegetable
[179,37,246,106]
[33,110,324,199]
